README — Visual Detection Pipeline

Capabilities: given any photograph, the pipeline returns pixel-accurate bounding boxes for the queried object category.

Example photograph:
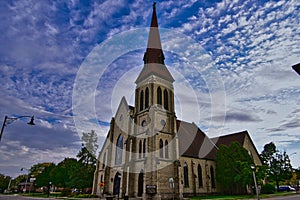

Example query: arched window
[103,152,106,169]
[159,139,163,158]
[165,140,169,158]
[198,164,203,188]
[183,162,189,187]
[113,172,121,195]
[138,170,144,197]
[143,139,146,158]
[210,166,216,188]
[157,87,162,106]
[115,135,123,165]
[164,89,168,110]
[139,140,142,159]
[140,90,144,111]
[145,87,149,108]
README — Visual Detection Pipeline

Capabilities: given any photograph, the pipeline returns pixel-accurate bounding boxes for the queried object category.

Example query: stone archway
[138,170,144,197]
[113,172,121,195]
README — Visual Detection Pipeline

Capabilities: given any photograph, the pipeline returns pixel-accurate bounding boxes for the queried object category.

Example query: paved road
[0,194,54,199]
[261,193,300,200]
[0,194,100,200]
[1,194,300,199]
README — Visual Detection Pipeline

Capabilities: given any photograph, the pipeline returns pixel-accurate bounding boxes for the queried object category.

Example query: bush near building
[261,183,276,194]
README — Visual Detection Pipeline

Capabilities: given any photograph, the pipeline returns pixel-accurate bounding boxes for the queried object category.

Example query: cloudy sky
[0,0,299,177]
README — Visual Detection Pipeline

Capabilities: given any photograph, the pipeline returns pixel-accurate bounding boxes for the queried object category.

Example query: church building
[92,3,262,199]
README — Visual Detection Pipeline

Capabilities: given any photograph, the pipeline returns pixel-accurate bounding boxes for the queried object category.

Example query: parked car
[4,189,12,194]
[278,185,296,192]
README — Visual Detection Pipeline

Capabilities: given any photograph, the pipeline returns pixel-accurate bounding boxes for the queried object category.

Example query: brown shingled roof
[177,120,216,159]
[205,131,248,160]
[213,131,247,147]
[176,121,254,160]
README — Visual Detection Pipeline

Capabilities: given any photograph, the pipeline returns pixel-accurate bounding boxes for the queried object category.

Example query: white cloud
[1,0,300,176]
[0,140,78,178]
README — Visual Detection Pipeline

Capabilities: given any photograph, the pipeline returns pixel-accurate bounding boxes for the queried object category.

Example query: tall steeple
[136,2,174,83]
[143,2,164,64]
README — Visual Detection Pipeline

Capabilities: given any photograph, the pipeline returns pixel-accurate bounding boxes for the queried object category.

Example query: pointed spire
[150,2,158,28]
[136,3,174,83]
[143,2,164,64]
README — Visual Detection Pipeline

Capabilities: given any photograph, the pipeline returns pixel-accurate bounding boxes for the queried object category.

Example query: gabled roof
[176,121,259,161]
[135,3,174,84]
[135,63,174,83]
[115,96,130,116]
[212,131,247,147]
[204,131,248,160]
[177,120,216,159]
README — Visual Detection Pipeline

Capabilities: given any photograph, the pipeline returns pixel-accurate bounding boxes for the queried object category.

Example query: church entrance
[137,171,144,197]
[113,172,121,195]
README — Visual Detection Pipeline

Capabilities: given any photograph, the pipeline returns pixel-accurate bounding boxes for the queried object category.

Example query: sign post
[169,178,175,200]
[99,182,104,199]
[146,185,157,194]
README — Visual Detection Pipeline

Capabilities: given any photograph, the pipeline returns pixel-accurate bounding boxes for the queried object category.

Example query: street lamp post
[21,168,29,193]
[0,115,35,142]
[292,63,300,75]
[251,164,260,200]
[47,181,52,197]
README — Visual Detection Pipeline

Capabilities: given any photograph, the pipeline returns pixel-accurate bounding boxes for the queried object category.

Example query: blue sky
[0,0,299,177]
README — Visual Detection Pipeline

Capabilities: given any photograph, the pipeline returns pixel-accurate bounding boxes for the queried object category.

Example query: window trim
[115,134,123,165]
[183,162,189,187]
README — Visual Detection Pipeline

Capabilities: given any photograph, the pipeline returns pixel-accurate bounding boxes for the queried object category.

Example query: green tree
[30,162,54,186]
[0,174,11,192]
[270,151,293,190]
[72,130,98,191]
[216,142,254,194]
[34,163,56,188]
[77,130,98,166]
[51,158,79,188]
[51,157,94,191]
[260,142,293,190]
[260,142,276,166]
[12,174,27,192]
[296,168,300,181]
[68,162,95,190]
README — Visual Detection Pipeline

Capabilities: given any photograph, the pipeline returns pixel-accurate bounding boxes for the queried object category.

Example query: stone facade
[92,3,262,199]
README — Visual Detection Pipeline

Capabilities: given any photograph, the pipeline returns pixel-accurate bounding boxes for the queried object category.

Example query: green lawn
[190,192,298,199]
[22,192,97,199]
[190,195,254,200]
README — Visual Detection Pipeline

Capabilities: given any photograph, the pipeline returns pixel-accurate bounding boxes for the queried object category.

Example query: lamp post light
[47,181,52,197]
[21,168,29,193]
[251,164,260,200]
[0,115,35,142]
[292,63,300,75]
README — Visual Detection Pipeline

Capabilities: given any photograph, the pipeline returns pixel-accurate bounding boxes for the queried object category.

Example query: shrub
[261,183,276,194]
[61,188,72,196]
[75,193,97,198]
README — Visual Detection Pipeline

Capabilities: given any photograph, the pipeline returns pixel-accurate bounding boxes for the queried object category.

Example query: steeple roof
[135,2,174,84]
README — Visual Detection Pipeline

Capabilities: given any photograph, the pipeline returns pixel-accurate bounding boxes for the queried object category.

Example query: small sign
[30,178,36,182]
[146,185,157,194]
[99,182,104,187]
[169,178,174,189]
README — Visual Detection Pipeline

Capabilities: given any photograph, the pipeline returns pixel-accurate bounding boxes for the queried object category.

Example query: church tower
[92,3,263,199]
[135,2,175,131]
[132,2,178,199]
